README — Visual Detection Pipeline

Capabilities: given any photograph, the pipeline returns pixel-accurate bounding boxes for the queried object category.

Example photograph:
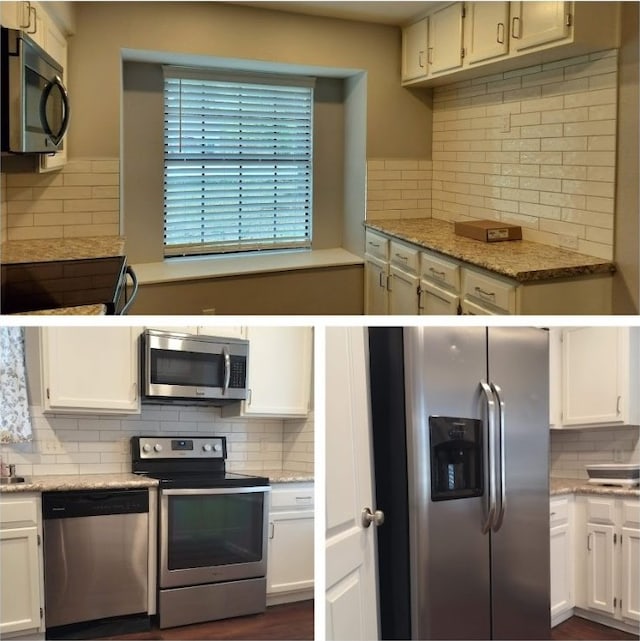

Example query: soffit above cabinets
[223,1,442,26]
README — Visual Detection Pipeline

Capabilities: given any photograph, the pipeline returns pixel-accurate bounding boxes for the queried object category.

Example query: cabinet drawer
[622,500,640,527]
[365,231,389,261]
[550,498,570,525]
[390,241,419,274]
[270,486,315,509]
[462,269,516,314]
[586,497,616,525]
[420,252,460,292]
[0,499,38,526]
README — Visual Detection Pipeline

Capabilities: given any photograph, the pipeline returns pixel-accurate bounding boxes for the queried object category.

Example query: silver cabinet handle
[616,395,621,415]
[497,22,505,44]
[511,16,521,39]
[361,507,385,528]
[491,382,506,532]
[480,380,497,534]
[368,242,380,248]
[427,47,433,65]
[429,267,446,280]
[27,3,37,34]
[550,511,556,516]
[418,50,425,68]
[131,382,138,402]
[379,271,385,289]
[475,286,496,301]
[19,1,31,28]
[269,522,275,539]
[587,532,593,551]
[395,253,409,261]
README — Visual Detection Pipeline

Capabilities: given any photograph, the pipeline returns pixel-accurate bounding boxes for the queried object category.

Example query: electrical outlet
[501,114,511,133]
[559,234,579,250]
[40,440,65,454]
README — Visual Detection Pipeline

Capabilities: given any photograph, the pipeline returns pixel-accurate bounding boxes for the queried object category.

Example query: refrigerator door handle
[480,380,497,534]
[491,382,506,532]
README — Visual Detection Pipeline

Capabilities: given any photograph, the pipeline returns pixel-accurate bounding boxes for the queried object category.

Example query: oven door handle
[119,265,139,315]
[162,486,271,496]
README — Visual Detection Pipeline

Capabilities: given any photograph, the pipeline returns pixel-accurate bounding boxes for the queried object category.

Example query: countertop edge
[550,477,640,498]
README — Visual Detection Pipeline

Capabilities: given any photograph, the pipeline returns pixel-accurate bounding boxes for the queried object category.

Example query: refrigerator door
[487,327,550,640]
[404,327,491,640]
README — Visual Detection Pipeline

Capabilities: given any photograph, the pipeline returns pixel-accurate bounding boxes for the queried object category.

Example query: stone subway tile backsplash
[550,425,640,480]
[1,159,120,241]
[0,403,314,477]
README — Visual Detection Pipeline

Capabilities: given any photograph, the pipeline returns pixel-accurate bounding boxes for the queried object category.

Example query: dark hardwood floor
[551,616,638,640]
[103,601,314,641]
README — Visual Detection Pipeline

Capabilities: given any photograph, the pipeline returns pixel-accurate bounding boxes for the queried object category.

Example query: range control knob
[202,444,212,452]
[142,443,152,453]
[154,444,163,453]
[214,443,222,452]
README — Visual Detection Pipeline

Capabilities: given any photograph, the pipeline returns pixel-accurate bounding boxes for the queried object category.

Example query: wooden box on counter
[454,220,522,243]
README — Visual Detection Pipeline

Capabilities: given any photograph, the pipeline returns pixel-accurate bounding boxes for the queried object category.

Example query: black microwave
[1,27,70,154]
[141,329,249,405]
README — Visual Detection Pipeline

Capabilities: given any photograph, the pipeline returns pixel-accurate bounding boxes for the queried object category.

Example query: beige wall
[68,1,432,160]
[613,1,640,314]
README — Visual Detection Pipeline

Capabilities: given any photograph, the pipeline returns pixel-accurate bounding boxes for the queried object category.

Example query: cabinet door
[429,3,464,75]
[550,522,572,618]
[466,2,510,65]
[586,522,616,615]
[419,280,459,315]
[562,328,623,426]
[267,509,314,594]
[402,18,429,82]
[365,256,389,315]
[388,266,419,315]
[243,327,312,417]
[0,2,30,29]
[0,526,41,636]
[510,1,570,52]
[42,327,141,414]
[621,526,640,622]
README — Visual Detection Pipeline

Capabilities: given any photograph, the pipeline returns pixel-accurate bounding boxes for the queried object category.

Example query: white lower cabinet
[571,495,640,633]
[267,483,314,605]
[0,494,45,638]
[550,496,574,625]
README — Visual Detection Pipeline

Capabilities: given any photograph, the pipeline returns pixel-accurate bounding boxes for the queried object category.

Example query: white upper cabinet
[401,17,429,82]
[509,1,570,52]
[40,327,141,414]
[558,327,640,428]
[223,327,312,418]
[429,3,465,74]
[465,1,510,65]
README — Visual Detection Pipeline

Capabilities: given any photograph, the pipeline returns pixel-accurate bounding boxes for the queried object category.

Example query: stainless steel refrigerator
[369,326,550,640]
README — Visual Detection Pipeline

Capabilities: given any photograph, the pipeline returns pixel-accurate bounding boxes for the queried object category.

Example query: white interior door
[325,327,379,641]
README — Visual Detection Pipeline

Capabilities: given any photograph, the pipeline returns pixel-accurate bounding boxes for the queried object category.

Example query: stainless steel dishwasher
[42,489,150,639]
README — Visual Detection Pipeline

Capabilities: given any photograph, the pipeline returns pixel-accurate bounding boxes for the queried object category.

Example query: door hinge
[462,5,466,18]
[461,47,466,59]
[40,608,43,619]
[566,13,572,27]
[46,388,50,399]
[37,534,41,546]
[614,597,617,609]
[614,532,617,544]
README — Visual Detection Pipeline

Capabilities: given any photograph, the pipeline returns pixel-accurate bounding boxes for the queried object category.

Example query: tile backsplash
[0,404,314,477]
[550,425,640,480]
[1,158,120,241]
[366,49,619,260]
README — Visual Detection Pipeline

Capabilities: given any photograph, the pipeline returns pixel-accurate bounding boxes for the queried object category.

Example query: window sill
[131,248,364,286]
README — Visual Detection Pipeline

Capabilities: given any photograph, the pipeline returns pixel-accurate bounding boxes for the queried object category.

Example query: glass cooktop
[142,471,271,489]
[1,256,126,314]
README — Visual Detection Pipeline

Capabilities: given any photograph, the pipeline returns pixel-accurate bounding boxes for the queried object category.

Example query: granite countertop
[1,236,125,264]
[0,473,159,494]
[0,470,313,494]
[366,218,615,283]
[550,477,640,498]
[12,304,107,316]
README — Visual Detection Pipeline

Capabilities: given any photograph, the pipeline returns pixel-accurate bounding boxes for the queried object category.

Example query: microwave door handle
[40,75,70,146]
[222,346,231,395]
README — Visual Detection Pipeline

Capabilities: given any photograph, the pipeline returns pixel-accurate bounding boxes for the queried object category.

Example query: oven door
[159,486,269,588]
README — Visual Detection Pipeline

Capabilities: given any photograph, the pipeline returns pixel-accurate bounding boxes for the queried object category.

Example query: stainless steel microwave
[1,28,70,154]
[141,330,249,405]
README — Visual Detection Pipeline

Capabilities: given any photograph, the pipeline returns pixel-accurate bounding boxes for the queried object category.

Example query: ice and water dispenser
[429,416,483,501]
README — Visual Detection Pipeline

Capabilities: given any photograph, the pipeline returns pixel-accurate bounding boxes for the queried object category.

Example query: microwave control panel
[229,356,246,388]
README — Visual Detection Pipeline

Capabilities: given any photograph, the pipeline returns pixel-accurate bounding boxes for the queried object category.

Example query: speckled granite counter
[244,469,314,483]
[12,304,107,315]
[0,473,158,494]
[550,477,640,498]
[366,219,615,283]
[1,236,125,264]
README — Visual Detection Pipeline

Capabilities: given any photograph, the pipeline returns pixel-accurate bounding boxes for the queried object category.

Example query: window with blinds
[163,70,314,257]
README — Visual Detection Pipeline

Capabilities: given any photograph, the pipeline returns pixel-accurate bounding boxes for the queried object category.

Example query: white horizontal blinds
[163,71,313,257]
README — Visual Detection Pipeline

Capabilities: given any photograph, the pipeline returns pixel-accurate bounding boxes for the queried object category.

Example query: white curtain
[0,327,33,443]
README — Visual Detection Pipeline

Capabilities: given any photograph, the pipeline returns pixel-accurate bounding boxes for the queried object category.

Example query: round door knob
[361,507,385,528]
[203,444,212,452]
[154,444,163,452]
[213,444,222,452]
[142,444,151,453]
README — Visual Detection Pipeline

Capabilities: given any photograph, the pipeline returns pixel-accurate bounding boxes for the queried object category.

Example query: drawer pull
[550,511,556,516]
[475,286,496,301]
[429,267,446,280]
[395,253,409,261]
[368,242,380,248]
[497,22,505,44]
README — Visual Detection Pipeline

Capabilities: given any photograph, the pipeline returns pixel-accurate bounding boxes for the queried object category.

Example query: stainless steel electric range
[131,436,271,630]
